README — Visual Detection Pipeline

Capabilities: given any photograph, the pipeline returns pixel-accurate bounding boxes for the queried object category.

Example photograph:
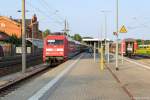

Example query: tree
[43,29,51,38]
[82,37,93,39]
[71,36,74,39]
[73,34,82,42]
[145,40,150,44]
[3,34,21,55]
[136,39,143,45]
[4,34,21,46]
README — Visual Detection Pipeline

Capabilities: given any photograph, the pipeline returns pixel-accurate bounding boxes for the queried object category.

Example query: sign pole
[100,46,104,71]
[107,42,110,63]
[22,0,26,73]
[119,26,127,64]
[94,42,96,62]
[121,41,124,64]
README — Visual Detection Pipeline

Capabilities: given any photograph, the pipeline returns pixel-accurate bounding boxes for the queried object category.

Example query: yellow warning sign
[119,25,127,33]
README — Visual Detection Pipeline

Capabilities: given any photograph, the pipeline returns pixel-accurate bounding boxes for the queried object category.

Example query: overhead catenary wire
[127,17,150,30]
[38,0,65,26]
[40,0,65,21]
[26,0,64,26]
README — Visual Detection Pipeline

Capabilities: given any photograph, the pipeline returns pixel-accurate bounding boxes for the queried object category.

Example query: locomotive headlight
[46,48,53,51]
[57,48,64,51]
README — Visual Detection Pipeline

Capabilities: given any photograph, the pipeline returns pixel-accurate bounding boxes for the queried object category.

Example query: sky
[0,0,150,40]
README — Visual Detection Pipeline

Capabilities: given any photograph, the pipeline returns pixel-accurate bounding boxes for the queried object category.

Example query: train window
[47,40,64,45]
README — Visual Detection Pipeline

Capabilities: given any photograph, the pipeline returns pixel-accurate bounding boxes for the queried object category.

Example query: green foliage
[82,37,93,39]
[64,32,67,36]
[43,29,51,38]
[71,36,74,39]
[136,39,150,45]
[73,34,82,42]
[136,39,143,45]
[144,40,150,44]
[4,34,21,46]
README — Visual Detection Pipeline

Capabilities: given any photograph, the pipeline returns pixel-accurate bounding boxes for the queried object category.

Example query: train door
[126,42,134,56]
[134,41,138,52]
[64,37,68,59]
[121,40,126,55]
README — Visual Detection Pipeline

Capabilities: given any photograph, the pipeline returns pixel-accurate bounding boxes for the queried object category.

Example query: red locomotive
[43,35,85,64]
[110,38,138,56]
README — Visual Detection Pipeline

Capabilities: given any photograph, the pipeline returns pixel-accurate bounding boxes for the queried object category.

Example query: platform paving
[0,54,86,100]
[1,53,134,100]
[46,53,130,100]
[108,55,150,100]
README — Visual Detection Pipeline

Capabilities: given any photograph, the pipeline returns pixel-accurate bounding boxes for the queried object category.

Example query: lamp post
[32,22,34,54]
[101,10,110,63]
[22,0,26,73]
[115,0,119,70]
[63,19,69,36]
[101,10,107,55]
[31,17,38,55]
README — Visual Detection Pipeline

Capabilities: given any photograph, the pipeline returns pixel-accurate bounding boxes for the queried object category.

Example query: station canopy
[26,38,43,48]
[82,38,110,42]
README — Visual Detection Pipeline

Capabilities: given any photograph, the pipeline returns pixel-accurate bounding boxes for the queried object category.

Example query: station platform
[28,53,130,100]
[108,55,150,100]
[3,52,150,100]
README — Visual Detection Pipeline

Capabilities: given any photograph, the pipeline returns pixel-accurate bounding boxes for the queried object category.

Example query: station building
[0,14,42,39]
[0,14,43,57]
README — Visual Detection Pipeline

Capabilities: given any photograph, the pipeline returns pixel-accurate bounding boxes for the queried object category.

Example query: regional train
[43,35,86,64]
[134,45,150,56]
[110,39,138,56]
[110,38,150,57]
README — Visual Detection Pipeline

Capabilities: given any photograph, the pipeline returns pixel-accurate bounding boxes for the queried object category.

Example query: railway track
[0,53,43,77]
[0,58,65,97]
[127,55,150,60]
[0,52,82,98]
[0,53,42,67]
[0,64,50,97]
[0,51,83,98]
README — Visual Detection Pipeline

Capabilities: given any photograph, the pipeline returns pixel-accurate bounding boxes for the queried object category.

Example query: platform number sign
[113,32,118,36]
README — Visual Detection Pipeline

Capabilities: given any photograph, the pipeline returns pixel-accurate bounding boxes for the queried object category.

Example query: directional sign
[119,25,127,33]
[113,32,118,36]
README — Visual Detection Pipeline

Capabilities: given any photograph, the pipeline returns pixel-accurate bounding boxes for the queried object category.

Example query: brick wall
[0,17,22,38]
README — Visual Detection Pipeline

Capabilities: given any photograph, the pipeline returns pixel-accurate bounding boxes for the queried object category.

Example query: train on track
[110,38,150,57]
[134,45,150,56]
[110,38,138,56]
[43,35,87,64]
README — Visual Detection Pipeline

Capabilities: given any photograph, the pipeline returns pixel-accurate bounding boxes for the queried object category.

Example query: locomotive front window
[47,40,64,45]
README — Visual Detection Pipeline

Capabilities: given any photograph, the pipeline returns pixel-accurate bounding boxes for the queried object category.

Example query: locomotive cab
[43,35,86,65]
[43,35,68,64]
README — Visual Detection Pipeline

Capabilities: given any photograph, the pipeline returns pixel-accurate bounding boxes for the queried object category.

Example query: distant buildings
[0,14,42,40]
[0,14,43,57]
